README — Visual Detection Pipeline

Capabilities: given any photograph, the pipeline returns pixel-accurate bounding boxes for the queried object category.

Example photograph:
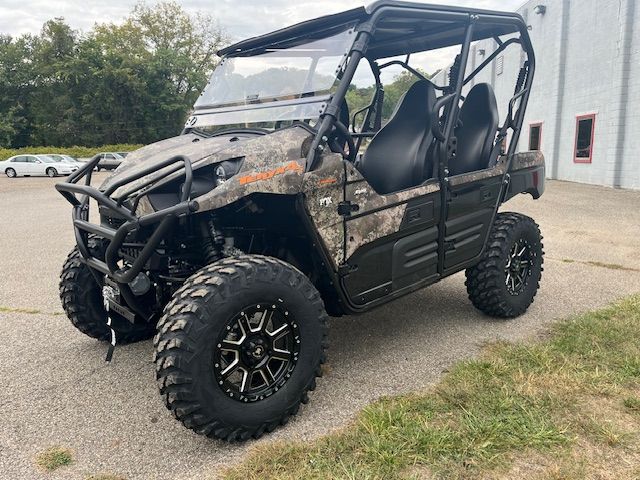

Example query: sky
[0,0,526,82]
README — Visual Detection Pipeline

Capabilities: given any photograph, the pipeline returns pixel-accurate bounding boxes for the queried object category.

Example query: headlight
[214,158,244,186]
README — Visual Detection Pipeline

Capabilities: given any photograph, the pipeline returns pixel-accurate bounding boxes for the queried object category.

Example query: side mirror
[35,160,42,163]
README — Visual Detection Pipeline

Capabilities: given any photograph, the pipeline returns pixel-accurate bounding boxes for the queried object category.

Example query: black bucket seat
[450,83,499,176]
[358,80,437,194]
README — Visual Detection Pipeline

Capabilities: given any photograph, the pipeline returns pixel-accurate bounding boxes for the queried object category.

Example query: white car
[45,154,84,167]
[0,154,79,178]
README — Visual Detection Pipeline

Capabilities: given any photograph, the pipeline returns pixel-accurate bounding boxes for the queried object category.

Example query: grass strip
[224,295,640,479]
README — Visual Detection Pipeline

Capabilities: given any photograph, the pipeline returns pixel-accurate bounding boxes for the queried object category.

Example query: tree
[0,1,227,148]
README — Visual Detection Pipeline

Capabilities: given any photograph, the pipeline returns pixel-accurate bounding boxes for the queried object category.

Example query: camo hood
[99,127,313,199]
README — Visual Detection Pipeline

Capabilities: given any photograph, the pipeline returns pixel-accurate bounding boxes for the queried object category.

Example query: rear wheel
[46,167,57,177]
[465,213,543,318]
[5,168,16,178]
[154,255,328,441]
[59,240,156,342]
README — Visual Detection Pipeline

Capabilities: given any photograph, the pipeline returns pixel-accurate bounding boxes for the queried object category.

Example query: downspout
[550,0,571,180]
[612,0,636,188]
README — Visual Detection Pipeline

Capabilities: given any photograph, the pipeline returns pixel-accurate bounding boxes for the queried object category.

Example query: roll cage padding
[450,83,499,176]
[358,80,437,194]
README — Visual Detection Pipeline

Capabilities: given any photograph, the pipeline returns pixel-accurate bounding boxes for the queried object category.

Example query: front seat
[450,83,499,176]
[358,80,436,194]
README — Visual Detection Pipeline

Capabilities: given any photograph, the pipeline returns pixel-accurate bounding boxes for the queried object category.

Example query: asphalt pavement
[1,174,639,479]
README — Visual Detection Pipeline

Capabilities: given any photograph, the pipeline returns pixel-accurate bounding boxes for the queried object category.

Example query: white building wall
[430,0,639,189]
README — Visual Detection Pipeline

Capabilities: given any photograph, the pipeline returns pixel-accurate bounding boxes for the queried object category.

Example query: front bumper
[56,154,198,299]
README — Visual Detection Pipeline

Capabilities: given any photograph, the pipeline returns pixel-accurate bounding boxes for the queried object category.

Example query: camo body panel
[344,166,440,259]
[100,127,313,201]
[301,154,345,267]
[509,151,545,170]
[447,151,544,187]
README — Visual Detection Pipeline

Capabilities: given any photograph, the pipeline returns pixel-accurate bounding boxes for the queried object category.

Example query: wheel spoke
[239,368,249,392]
[237,313,252,337]
[517,246,527,258]
[220,356,239,377]
[505,272,512,286]
[271,347,292,362]
[221,338,242,351]
[267,323,290,341]
[260,365,276,383]
[253,309,273,333]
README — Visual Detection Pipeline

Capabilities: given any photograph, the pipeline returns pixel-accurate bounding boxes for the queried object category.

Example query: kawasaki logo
[238,161,304,185]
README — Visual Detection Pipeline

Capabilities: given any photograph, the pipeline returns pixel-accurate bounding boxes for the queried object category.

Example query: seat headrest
[462,83,498,114]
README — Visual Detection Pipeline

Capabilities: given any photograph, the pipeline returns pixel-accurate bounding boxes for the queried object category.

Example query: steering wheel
[327,100,357,162]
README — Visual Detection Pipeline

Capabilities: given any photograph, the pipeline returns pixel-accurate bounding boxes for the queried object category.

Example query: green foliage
[0,1,226,149]
[346,69,433,130]
[35,446,73,471]
[0,144,142,160]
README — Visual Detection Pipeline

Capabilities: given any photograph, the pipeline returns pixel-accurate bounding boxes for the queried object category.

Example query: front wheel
[59,241,156,342]
[5,168,16,178]
[465,212,544,318]
[46,167,57,177]
[154,255,328,441]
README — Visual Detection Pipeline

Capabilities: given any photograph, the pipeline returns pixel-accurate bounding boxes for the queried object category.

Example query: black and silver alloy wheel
[154,255,328,442]
[5,168,16,178]
[466,212,543,318]
[214,303,300,403]
[505,239,532,295]
[46,167,57,177]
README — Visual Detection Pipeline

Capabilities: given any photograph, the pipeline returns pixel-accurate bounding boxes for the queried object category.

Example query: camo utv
[57,1,545,441]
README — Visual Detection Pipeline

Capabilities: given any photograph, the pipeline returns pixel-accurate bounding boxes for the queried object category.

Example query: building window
[529,123,542,151]
[574,114,596,164]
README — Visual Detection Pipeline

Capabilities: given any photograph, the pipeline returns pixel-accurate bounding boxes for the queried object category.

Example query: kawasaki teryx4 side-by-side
[57,1,545,441]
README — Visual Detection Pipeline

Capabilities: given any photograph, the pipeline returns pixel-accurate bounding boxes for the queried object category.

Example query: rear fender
[504,151,545,201]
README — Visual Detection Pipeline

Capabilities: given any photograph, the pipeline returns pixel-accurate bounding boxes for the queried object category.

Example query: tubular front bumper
[55,154,199,286]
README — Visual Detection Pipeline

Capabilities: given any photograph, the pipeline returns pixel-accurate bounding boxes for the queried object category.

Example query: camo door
[341,164,442,306]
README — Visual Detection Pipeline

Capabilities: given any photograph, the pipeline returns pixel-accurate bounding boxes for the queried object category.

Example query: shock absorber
[201,216,224,264]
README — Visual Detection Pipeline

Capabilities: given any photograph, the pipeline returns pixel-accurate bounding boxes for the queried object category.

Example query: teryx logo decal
[238,161,304,185]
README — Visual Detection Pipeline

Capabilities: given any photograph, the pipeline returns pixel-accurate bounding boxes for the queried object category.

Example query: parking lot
[1,174,639,480]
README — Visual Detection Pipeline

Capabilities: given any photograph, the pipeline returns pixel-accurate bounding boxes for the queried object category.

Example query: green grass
[0,144,142,161]
[224,295,640,480]
[624,396,640,414]
[35,446,73,472]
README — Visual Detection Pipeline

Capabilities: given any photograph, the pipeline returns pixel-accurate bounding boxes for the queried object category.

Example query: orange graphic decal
[319,177,337,186]
[238,161,304,185]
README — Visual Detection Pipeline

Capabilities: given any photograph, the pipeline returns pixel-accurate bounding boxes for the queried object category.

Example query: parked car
[1,154,78,178]
[91,152,125,171]
[45,154,84,167]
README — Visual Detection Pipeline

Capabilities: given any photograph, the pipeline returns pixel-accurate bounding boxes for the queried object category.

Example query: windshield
[40,156,55,163]
[196,26,355,110]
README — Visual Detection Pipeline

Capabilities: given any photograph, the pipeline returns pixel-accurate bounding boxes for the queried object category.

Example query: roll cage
[193,1,535,181]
